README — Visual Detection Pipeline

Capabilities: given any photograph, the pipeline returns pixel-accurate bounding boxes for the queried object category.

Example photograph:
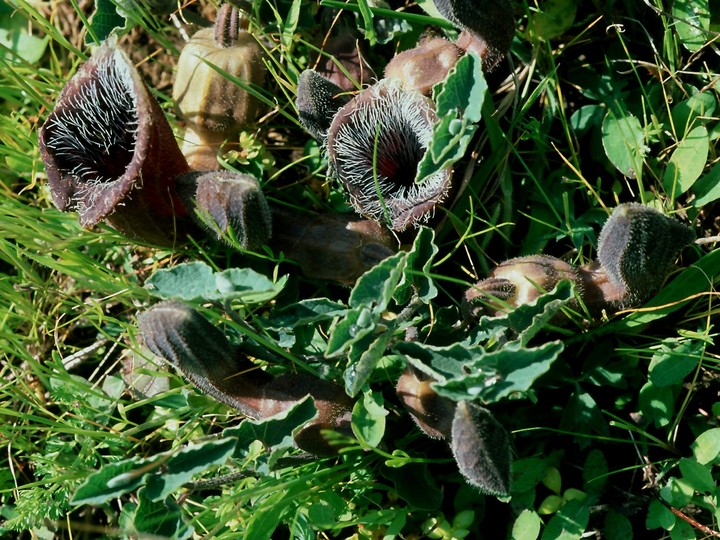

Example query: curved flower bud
[435,0,515,71]
[384,37,463,95]
[465,255,581,316]
[138,301,354,455]
[137,300,271,419]
[296,69,351,141]
[327,79,452,231]
[451,400,512,496]
[595,203,695,307]
[396,367,455,439]
[269,208,397,284]
[176,170,272,251]
[38,40,191,246]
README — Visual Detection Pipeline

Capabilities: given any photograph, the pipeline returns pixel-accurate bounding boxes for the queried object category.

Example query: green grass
[1,0,719,538]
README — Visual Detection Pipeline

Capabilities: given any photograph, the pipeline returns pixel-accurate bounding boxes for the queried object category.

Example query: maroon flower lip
[38,41,191,246]
[326,79,452,231]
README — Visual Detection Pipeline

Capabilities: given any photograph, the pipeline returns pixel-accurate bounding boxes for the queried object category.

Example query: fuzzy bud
[296,69,351,140]
[451,401,512,496]
[384,37,462,95]
[137,301,271,418]
[465,255,581,316]
[176,170,272,250]
[396,368,455,439]
[597,203,695,307]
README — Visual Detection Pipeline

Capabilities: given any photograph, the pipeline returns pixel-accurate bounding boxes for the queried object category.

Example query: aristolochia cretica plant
[137,301,354,455]
[173,3,267,170]
[464,203,696,317]
[38,39,192,246]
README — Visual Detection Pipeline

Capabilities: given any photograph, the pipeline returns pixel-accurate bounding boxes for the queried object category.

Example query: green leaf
[691,428,720,464]
[671,92,715,138]
[132,488,193,540]
[325,305,378,358]
[692,161,720,207]
[265,298,348,329]
[145,261,286,303]
[604,511,633,540]
[672,0,710,52]
[415,52,487,184]
[349,250,407,311]
[678,457,715,493]
[542,466,562,494]
[582,449,608,494]
[648,338,701,387]
[646,498,675,530]
[433,341,564,402]
[527,0,578,41]
[244,483,308,540]
[434,52,486,123]
[511,509,542,540]
[561,390,608,437]
[394,226,439,304]
[394,341,483,382]
[602,110,647,179]
[669,519,695,540]
[513,456,551,493]
[344,328,395,396]
[72,454,163,505]
[638,381,675,428]
[0,11,49,63]
[351,388,387,447]
[225,396,318,457]
[280,0,301,48]
[570,104,604,136]
[88,0,128,43]
[144,438,237,501]
[662,125,709,197]
[540,499,589,540]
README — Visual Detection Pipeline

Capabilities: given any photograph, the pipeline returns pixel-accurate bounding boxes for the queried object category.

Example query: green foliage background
[1,0,719,538]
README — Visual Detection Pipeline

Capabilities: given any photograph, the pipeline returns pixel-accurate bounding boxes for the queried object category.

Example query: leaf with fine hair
[415,52,487,184]
[145,261,286,303]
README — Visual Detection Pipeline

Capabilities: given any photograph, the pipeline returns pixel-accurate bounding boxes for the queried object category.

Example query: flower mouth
[39,45,144,226]
[327,80,452,231]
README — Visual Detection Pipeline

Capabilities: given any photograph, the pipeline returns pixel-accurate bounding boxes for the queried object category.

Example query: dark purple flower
[327,80,452,231]
[38,41,191,246]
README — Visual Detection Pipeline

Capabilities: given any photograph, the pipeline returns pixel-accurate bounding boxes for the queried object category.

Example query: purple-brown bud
[465,255,581,316]
[384,37,462,95]
[269,208,397,284]
[137,301,354,455]
[595,203,695,307]
[176,170,272,250]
